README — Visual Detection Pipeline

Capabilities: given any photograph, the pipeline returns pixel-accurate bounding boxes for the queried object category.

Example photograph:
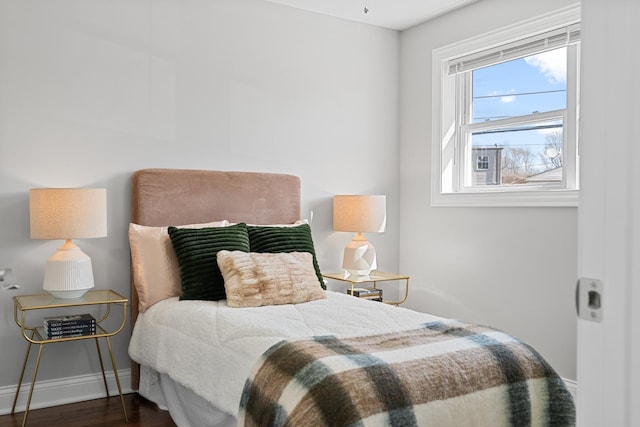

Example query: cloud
[490,89,516,103]
[525,47,567,84]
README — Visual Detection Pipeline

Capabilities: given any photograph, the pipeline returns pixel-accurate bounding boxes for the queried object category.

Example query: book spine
[44,319,96,326]
[48,332,97,338]
[348,290,382,297]
[47,327,96,335]
[47,331,96,339]
[43,314,96,326]
[44,319,96,327]
[45,326,96,334]
[348,288,379,293]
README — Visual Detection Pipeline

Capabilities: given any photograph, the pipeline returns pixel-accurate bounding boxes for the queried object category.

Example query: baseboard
[0,370,576,415]
[563,377,577,400]
[0,369,133,415]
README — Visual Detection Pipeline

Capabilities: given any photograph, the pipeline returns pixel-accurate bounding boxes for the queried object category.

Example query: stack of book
[43,313,97,339]
[347,287,383,302]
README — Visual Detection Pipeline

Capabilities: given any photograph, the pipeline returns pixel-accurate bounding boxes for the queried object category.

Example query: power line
[474,115,513,120]
[472,123,562,135]
[474,143,559,148]
[474,89,566,99]
[473,115,561,120]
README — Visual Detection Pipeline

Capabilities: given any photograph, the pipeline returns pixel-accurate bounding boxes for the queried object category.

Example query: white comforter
[128,291,442,417]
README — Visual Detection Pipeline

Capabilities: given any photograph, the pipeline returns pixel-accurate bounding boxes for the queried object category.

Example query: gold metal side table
[12,289,128,427]
[322,271,410,306]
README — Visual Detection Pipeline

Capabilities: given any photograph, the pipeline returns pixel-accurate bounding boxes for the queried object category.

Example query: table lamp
[333,195,386,276]
[29,188,107,298]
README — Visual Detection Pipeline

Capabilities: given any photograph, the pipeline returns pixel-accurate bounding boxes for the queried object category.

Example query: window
[431,6,580,206]
[476,155,489,170]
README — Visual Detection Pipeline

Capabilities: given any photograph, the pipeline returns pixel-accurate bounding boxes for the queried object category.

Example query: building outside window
[473,148,502,186]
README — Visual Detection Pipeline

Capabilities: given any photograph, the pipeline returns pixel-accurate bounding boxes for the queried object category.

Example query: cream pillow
[129,220,229,312]
[252,219,309,226]
[217,250,326,308]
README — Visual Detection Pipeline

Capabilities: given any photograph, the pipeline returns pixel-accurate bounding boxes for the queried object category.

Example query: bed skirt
[138,365,236,427]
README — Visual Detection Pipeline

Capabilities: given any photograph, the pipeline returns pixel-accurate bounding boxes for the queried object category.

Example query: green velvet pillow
[247,223,325,289]
[168,223,250,301]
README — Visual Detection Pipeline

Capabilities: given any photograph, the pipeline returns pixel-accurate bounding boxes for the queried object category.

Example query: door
[577,1,640,425]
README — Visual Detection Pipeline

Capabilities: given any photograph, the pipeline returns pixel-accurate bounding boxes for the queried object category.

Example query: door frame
[577,1,639,425]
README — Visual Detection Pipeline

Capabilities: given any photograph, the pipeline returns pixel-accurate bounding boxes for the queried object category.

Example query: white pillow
[129,220,229,312]
[230,219,309,227]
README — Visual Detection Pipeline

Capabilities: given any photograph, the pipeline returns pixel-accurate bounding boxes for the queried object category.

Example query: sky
[470,46,567,172]
[473,46,567,121]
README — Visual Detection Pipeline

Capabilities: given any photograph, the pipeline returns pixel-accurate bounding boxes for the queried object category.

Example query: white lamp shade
[333,195,386,233]
[30,188,107,239]
[29,188,107,298]
[333,195,386,276]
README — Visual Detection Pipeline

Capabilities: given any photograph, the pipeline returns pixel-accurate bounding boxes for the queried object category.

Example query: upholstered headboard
[130,168,301,388]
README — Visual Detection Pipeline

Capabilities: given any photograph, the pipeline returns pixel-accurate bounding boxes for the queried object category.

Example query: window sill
[431,189,579,207]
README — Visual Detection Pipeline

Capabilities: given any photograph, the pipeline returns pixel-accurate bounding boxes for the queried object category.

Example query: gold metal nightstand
[12,289,128,427]
[322,271,410,306]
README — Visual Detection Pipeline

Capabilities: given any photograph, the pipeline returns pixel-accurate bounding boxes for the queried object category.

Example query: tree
[502,146,536,183]
[539,130,563,170]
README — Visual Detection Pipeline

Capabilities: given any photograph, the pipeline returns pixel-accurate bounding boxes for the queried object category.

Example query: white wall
[0,0,399,408]
[0,0,581,413]
[399,0,579,380]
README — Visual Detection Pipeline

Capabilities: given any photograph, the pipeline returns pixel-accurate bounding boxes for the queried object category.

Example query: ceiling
[261,0,478,31]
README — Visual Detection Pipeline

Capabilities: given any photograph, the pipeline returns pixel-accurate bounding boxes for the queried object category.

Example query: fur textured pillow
[217,250,326,308]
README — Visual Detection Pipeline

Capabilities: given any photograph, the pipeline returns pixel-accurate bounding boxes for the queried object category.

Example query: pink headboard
[132,168,301,227]
[130,168,301,388]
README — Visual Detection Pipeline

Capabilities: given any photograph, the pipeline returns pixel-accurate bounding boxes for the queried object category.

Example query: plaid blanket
[238,320,575,427]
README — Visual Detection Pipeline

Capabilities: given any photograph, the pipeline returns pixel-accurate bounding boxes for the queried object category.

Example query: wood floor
[0,393,176,427]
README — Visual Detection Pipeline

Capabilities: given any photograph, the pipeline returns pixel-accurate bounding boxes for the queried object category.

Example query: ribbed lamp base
[42,240,95,298]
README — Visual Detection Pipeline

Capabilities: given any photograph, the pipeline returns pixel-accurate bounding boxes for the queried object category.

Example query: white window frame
[476,155,489,171]
[431,5,580,207]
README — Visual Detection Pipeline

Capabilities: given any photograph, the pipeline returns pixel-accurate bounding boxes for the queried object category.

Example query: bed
[127,168,575,427]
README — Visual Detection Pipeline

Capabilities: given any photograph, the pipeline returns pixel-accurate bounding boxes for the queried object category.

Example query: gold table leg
[12,335,125,426]
[12,331,34,415]
[21,343,44,427]
[94,338,109,397]
[105,336,128,422]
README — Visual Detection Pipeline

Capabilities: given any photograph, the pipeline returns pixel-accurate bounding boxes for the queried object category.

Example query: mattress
[128,291,443,417]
